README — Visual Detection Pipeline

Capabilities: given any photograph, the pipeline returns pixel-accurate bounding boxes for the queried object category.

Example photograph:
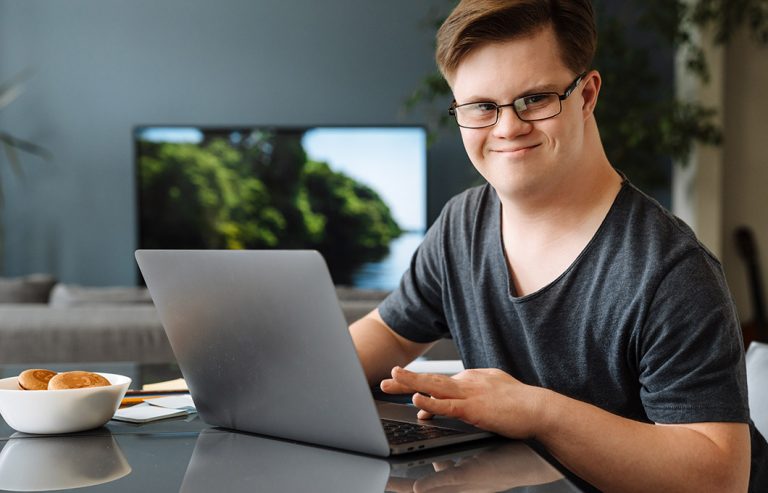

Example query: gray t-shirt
[379,180,767,486]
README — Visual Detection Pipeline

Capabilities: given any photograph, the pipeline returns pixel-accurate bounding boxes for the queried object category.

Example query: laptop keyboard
[381,419,462,445]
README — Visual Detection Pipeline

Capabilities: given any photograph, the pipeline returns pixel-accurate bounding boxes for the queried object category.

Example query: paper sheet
[146,394,196,412]
[404,359,464,375]
[112,402,190,423]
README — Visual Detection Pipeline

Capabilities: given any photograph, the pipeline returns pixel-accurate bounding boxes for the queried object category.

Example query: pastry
[48,371,110,390]
[18,369,57,390]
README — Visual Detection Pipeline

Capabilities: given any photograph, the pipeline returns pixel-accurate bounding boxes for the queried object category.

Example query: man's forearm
[349,309,433,386]
[383,368,750,493]
[535,389,750,493]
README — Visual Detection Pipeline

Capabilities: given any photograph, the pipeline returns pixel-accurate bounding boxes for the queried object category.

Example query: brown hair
[436,0,596,82]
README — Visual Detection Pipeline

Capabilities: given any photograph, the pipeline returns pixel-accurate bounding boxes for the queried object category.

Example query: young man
[350,0,767,491]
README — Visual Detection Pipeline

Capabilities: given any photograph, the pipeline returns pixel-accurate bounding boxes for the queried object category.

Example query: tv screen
[135,125,427,291]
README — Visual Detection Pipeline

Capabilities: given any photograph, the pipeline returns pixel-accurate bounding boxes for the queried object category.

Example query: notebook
[135,249,492,456]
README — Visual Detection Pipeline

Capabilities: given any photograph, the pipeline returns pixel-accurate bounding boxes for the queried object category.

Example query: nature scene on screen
[136,126,426,290]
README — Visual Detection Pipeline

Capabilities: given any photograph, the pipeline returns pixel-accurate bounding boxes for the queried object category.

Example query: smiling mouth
[492,144,541,153]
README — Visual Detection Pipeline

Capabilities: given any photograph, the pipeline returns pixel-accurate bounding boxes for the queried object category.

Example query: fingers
[380,377,416,395]
[432,460,456,472]
[385,476,417,493]
[379,366,428,394]
[381,367,467,421]
[390,367,463,399]
[412,392,463,419]
[417,409,434,420]
[413,468,467,493]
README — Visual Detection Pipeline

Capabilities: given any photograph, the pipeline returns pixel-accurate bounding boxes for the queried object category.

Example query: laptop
[135,249,492,456]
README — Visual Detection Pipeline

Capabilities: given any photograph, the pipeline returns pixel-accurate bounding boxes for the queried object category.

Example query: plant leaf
[0,68,34,111]
[0,135,25,182]
[0,131,52,161]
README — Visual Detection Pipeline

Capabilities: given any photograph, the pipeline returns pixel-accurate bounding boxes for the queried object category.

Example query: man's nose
[491,106,532,138]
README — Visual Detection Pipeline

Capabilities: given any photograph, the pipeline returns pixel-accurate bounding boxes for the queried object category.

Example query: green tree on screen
[138,132,402,283]
[302,159,402,277]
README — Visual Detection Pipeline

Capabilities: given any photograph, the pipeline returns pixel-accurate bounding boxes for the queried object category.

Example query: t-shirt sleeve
[377,205,452,343]
[634,249,750,424]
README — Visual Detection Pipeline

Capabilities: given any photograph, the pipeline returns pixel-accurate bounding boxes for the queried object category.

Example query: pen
[124,389,189,396]
[120,389,190,407]
[120,396,163,406]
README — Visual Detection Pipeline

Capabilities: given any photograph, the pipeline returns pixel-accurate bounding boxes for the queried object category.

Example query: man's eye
[522,94,551,106]
[471,103,497,113]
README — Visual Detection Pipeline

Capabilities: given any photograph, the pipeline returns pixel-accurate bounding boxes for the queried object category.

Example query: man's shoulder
[620,182,715,256]
[611,181,725,282]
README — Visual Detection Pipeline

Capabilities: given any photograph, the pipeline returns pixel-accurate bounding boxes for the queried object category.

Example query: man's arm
[383,367,751,493]
[538,393,750,493]
[349,309,435,386]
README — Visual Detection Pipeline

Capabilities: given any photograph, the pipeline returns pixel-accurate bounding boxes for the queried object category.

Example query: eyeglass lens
[455,94,561,128]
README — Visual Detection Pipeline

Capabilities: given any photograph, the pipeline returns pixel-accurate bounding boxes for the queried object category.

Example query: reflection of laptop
[180,429,389,493]
[135,250,492,456]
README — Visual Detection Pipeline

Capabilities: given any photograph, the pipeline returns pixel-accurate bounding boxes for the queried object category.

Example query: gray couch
[0,277,388,364]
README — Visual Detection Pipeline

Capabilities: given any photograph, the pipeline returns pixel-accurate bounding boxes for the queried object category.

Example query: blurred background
[0,0,765,324]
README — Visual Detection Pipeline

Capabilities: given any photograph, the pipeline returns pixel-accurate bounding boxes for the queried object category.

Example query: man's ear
[581,70,601,120]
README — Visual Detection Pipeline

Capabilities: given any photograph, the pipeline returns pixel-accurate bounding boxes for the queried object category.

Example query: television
[134,125,427,291]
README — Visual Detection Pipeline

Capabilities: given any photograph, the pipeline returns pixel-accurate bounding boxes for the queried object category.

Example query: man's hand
[381,366,751,492]
[380,366,549,439]
[381,366,750,493]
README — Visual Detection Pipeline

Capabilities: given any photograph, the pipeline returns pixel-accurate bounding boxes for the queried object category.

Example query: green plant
[405,0,768,193]
[0,69,51,204]
[642,0,768,82]
[0,69,53,273]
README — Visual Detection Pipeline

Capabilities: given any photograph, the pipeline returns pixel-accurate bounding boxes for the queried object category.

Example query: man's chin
[484,170,553,201]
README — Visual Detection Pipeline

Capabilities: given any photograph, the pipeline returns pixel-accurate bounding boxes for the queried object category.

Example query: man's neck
[498,119,621,242]
[499,159,621,235]
[498,132,623,296]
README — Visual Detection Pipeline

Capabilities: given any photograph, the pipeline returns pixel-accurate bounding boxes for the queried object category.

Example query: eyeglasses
[448,72,587,129]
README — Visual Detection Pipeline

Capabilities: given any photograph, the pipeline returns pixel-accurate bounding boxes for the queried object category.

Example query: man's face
[450,26,591,200]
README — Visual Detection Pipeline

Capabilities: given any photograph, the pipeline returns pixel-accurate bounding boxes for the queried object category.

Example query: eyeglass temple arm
[559,72,588,100]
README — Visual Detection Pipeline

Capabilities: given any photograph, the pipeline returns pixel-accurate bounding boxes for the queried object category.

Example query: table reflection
[387,441,580,493]
[180,429,390,493]
[0,430,131,491]
[180,429,581,493]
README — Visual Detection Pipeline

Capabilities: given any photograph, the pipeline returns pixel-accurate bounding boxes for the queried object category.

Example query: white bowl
[0,373,131,434]
[0,433,131,491]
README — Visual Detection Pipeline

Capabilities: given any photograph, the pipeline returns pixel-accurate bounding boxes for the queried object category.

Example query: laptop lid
[135,249,391,456]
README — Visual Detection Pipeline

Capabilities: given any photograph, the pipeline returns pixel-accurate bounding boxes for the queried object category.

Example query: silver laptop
[135,249,491,456]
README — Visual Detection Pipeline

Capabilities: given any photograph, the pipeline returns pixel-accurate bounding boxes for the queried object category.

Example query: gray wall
[723,30,768,321]
[0,0,475,285]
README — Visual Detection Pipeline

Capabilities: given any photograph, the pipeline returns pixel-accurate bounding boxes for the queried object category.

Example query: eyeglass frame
[448,71,588,129]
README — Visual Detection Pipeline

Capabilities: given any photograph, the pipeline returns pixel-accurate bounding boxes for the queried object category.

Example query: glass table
[0,363,592,492]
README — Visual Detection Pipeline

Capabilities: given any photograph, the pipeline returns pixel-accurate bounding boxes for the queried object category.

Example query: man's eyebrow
[458,95,495,102]
[516,83,560,96]
[458,83,562,103]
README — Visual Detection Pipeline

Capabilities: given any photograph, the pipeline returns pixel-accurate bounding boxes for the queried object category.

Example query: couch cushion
[49,283,153,308]
[0,274,57,303]
[0,305,173,364]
